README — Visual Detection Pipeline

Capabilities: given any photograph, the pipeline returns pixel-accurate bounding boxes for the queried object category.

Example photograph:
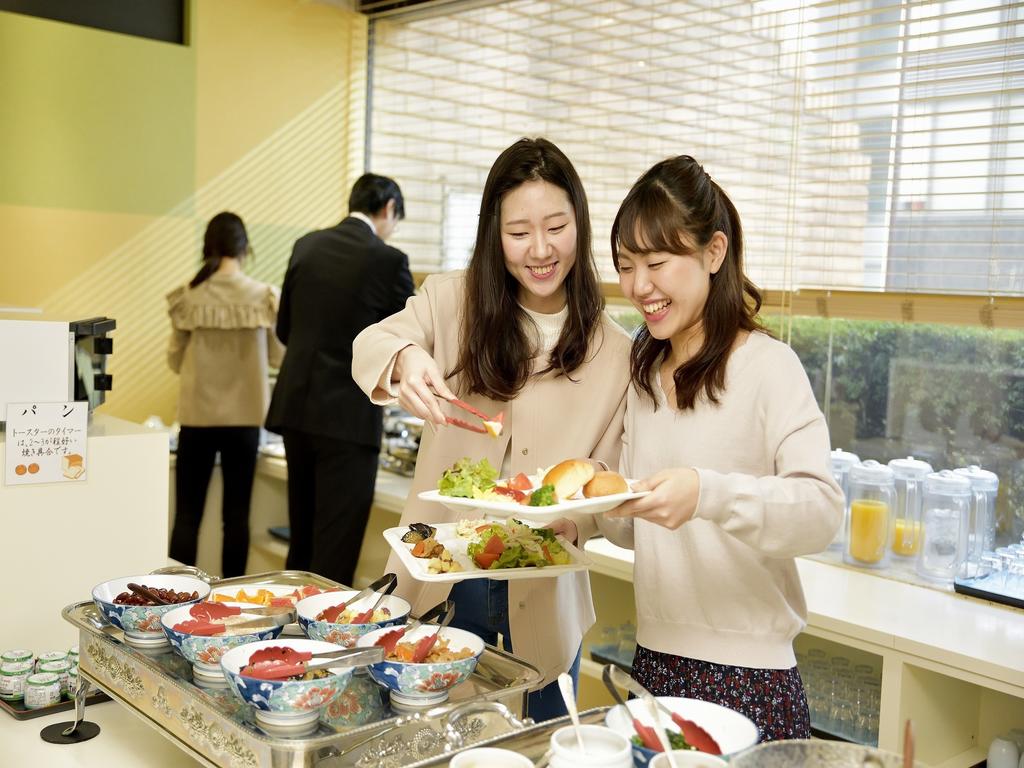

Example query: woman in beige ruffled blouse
[166,212,284,576]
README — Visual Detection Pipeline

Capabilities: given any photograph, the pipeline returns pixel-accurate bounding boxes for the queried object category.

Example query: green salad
[631,731,693,751]
[465,518,572,569]
[438,457,497,498]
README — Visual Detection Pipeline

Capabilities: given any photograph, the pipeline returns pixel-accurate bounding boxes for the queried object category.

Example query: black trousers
[281,430,378,587]
[170,425,260,578]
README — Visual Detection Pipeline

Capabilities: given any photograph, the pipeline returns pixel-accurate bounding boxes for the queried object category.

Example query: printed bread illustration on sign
[61,453,84,480]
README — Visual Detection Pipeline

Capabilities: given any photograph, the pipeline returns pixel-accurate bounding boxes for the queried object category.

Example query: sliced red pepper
[375,627,407,655]
[671,713,722,755]
[633,719,662,751]
[190,602,240,621]
[411,633,439,663]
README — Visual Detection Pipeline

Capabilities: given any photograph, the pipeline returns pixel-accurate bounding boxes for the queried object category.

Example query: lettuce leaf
[438,457,498,498]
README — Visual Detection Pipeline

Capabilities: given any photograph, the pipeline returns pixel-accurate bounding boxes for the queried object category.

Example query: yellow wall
[0,1,367,424]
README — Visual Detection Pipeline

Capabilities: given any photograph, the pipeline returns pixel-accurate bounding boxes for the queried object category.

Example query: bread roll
[542,459,595,501]
[583,470,629,498]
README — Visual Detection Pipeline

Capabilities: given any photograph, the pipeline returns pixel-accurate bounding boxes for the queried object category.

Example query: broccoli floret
[528,484,556,506]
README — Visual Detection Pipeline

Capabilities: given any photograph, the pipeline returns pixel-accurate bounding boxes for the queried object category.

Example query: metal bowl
[731,739,923,767]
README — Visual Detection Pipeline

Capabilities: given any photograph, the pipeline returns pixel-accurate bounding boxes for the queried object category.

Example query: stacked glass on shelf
[797,648,880,745]
[590,621,637,669]
[831,450,1000,587]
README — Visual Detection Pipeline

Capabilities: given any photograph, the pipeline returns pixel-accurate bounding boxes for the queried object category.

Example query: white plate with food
[383,518,592,583]
[418,458,648,523]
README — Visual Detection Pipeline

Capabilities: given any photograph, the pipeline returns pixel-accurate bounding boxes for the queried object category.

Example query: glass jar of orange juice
[887,456,932,558]
[843,461,895,569]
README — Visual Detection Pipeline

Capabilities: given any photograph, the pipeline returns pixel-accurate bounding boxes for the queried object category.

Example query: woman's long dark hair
[189,211,249,288]
[611,156,764,410]
[449,138,603,401]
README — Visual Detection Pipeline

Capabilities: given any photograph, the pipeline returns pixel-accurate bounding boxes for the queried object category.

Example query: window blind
[369,0,1023,296]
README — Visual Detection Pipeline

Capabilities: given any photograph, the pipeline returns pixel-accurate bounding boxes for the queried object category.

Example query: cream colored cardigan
[167,272,284,427]
[352,271,631,686]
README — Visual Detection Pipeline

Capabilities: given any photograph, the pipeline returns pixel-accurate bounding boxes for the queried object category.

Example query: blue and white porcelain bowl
[220,638,358,734]
[604,696,760,766]
[160,602,285,682]
[356,624,483,707]
[92,575,209,646]
[297,590,410,648]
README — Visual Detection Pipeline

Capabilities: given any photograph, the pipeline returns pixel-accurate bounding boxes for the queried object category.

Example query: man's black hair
[348,173,405,219]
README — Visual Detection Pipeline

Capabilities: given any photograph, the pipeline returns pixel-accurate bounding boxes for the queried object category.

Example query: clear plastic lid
[831,449,860,470]
[887,456,933,478]
[924,469,972,495]
[849,459,895,485]
[953,465,999,492]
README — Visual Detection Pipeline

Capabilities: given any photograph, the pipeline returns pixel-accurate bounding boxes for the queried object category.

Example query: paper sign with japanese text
[4,402,88,485]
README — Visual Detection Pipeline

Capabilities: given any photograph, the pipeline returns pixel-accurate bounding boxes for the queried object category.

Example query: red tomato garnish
[508,472,532,491]
[474,552,499,569]
[484,534,505,555]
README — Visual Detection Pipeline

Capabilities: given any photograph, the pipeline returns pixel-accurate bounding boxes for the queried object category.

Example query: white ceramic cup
[989,737,1020,768]
[549,724,632,768]
[651,751,729,768]
[449,747,533,768]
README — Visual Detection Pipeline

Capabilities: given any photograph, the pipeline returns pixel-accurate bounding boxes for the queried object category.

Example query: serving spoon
[558,672,587,757]
[645,694,680,768]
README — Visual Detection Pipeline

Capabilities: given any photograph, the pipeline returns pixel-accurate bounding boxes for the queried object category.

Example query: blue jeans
[449,579,582,722]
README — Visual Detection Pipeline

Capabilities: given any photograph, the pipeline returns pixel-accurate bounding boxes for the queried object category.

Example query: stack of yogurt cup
[0,646,79,709]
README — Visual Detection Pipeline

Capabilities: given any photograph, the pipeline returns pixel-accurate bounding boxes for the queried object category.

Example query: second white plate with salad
[383,519,592,583]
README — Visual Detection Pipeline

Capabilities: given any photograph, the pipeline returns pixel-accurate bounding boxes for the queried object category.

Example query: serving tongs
[315,572,398,624]
[373,599,455,659]
[445,398,505,438]
[173,602,297,636]
[603,664,722,755]
[241,645,384,680]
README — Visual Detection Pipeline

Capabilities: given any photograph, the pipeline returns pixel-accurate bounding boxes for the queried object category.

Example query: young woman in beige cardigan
[352,138,630,720]
[602,156,843,739]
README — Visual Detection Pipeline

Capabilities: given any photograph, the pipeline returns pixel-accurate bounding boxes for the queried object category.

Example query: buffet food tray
[64,570,542,768]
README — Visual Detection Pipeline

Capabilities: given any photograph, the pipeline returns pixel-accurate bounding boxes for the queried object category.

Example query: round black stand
[40,721,101,744]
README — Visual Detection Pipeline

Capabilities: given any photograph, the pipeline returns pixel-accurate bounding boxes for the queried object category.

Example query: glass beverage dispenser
[954,465,999,579]
[887,457,933,558]
[917,470,972,583]
[844,461,895,569]
[829,449,861,550]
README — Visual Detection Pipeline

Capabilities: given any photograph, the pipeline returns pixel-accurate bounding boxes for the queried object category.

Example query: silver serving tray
[64,570,543,767]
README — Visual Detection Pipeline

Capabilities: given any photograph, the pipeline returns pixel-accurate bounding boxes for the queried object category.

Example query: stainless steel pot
[731,740,922,767]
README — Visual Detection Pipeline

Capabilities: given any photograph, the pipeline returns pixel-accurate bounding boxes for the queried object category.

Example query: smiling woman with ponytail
[167,211,284,577]
[595,155,844,740]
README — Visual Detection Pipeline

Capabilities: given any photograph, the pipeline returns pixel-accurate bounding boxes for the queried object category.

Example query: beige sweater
[352,271,631,686]
[167,272,284,427]
[598,331,843,669]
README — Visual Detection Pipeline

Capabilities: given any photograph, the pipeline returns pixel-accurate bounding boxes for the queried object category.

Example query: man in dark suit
[266,174,415,586]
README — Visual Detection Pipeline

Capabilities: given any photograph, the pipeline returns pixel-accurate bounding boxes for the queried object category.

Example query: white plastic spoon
[557,672,587,757]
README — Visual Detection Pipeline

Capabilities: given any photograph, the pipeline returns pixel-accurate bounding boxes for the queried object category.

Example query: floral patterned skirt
[631,643,811,741]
